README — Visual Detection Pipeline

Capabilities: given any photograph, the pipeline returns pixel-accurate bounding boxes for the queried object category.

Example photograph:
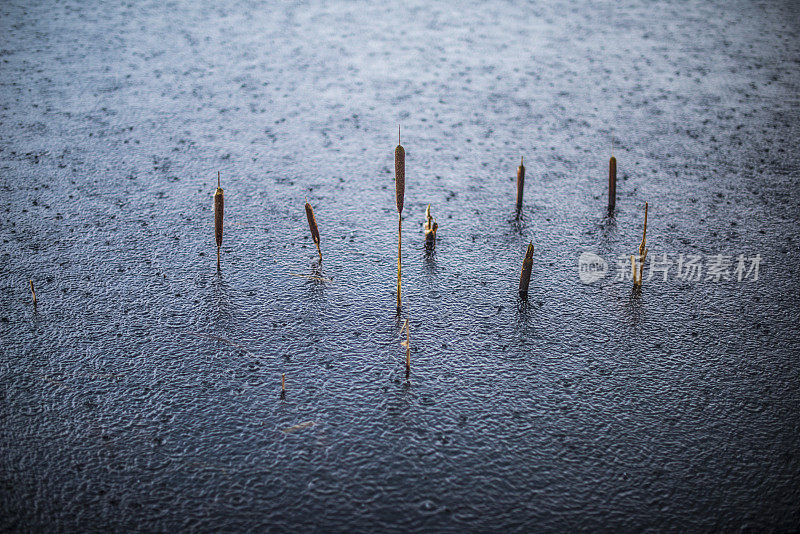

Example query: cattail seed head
[516,156,525,212]
[214,177,224,248]
[518,241,534,298]
[305,201,321,260]
[395,144,405,214]
[608,156,617,211]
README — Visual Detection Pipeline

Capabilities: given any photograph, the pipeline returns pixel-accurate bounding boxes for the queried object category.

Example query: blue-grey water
[2,0,799,531]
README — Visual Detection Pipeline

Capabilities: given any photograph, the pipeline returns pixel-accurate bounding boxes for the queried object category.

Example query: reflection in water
[625,285,644,325]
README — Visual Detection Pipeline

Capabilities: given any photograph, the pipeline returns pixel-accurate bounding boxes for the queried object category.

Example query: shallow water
[2,0,799,531]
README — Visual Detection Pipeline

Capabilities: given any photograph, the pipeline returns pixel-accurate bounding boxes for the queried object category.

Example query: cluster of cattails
[201,137,652,391]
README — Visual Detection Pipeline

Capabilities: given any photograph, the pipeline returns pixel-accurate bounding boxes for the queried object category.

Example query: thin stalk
[214,171,224,271]
[397,216,402,308]
[608,155,617,212]
[516,156,525,213]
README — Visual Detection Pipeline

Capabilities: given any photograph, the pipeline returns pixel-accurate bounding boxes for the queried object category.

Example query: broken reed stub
[424,204,438,251]
[608,156,617,212]
[516,156,525,212]
[305,202,322,261]
[29,279,36,305]
[633,201,649,287]
[518,242,534,298]
[214,171,224,271]
[395,128,405,309]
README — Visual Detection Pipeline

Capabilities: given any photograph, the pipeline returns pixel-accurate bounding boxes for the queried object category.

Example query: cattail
[305,201,321,261]
[518,241,534,298]
[395,126,405,309]
[424,204,438,251]
[516,156,525,212]
[29,279,36,305]
[214,171,224,271]
[281,373,286,393]
[608,155,617,212]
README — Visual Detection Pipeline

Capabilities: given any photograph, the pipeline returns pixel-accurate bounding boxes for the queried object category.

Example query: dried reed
[29,279,36,305]
[516,156,525,212]
[519,242,534,298]
[305,201,322,261]
[395,126,405,309]
[608,155,617,212]
[214,171,224,271]
[424,204,438,251]
[401,318,411,375]
[633,202,648,286]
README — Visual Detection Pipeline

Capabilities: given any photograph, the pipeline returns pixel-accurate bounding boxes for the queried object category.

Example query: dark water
[2,0,799,531]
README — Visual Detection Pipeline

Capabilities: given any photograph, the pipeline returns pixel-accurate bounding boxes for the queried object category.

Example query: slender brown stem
[397,216,402,308]
[29,279,36,305]
[516,156,525,213]
[608,156,617,212]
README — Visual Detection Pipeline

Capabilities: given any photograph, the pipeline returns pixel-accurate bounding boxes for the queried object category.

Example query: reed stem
[397,216,402,308]
[608,156,617,212]
[29,279,36,305]
[516,156,525,213]
[214,172,224,271]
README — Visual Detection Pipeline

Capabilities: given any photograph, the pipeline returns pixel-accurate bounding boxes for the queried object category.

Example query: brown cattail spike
[281,373,286,392]
[518,242,534,298]
[29,279,36,305]
[305,202,321,261]
[424,204,438,251]
[395,133,405,215]
[395,128,406,308]
[214,172,224,271]
[516,156,525,212]
[608,156,617,212]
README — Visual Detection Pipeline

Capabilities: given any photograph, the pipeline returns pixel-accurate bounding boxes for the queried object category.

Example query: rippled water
[2,0,799,531]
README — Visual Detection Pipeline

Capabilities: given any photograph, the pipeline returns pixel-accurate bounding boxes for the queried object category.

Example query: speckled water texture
[2,0,799,531]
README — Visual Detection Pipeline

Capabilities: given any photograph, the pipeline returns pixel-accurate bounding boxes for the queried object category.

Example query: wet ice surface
[2,0,800,530]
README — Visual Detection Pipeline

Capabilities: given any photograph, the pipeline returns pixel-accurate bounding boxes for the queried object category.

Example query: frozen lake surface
[2,0,799,530]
